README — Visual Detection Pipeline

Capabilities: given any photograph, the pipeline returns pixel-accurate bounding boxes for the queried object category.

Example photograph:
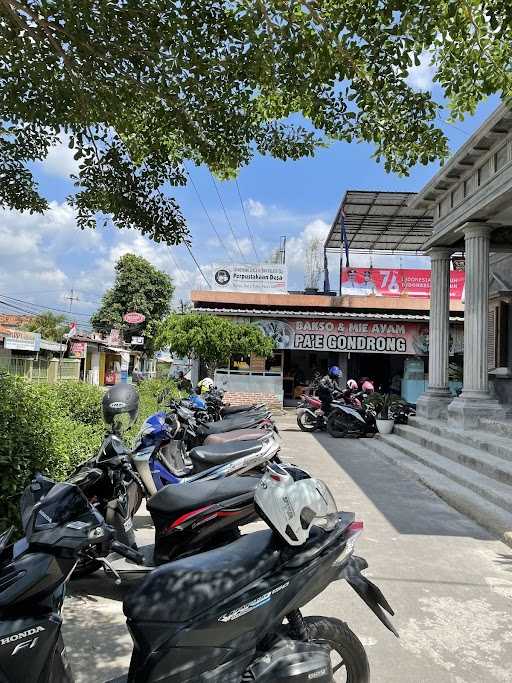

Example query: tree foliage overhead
[1,1,511,244]
[155,312,275,375]
[91,253,174,352]
[21,311,68,341]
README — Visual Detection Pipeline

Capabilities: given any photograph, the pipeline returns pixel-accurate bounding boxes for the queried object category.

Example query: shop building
[191,290,463,407]
[411,103,512,427]
[0,326,71,381]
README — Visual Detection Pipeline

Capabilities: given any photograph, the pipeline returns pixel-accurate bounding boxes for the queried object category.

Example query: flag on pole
[340,205,350,267]
[339,204,349,295]
[65,321,77,339]
[323,249,331,294]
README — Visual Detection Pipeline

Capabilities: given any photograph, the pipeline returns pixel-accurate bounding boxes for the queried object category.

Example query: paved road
[65,414,512,682]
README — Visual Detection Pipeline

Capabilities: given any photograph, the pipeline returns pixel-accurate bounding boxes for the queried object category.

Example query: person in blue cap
[316,365,342,416]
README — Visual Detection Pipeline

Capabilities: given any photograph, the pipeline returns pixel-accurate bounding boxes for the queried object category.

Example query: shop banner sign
[255,318,434,355]
[3,328,41,352]
[69,341,87,358]
[341,268,465,300]
[213,264,287,293]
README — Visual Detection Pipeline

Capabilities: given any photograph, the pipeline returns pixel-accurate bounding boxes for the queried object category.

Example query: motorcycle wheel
[297,412,318,432]
[326,413,349,438]
[304,616,370,682]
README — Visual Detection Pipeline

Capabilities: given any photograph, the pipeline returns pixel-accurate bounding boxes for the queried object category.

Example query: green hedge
[0,373,179,532]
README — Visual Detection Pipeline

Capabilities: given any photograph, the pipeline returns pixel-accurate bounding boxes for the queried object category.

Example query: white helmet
[347,379,358,391]
[197,377,214,391]
[254,464,338,546]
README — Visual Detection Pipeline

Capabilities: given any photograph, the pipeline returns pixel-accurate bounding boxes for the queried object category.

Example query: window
[265,352,283,375]
[440,195,451,217]
[495,143,508,171]
[478,159,492,185]
[229,354,250,373]
[452,184,464,206]
[488,302,509,370]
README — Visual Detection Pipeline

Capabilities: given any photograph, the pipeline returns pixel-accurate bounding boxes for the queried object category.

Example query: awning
[193,306,463,323]
[40,339,66,352]
[325,191,433,252]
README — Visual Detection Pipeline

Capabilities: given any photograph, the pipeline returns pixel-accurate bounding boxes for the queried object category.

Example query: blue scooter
[130,404,278,495]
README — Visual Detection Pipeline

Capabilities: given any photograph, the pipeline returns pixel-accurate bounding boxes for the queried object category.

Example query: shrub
[0,373,178,531]
[0,373,100,530]
[49,381,104,424]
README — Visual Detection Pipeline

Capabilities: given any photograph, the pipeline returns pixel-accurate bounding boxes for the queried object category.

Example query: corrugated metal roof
[193,306,463,323]
[325,191,433,252]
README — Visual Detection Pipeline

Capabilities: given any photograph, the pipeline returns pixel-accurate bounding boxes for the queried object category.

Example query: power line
[184,244,211,288]
[186,167,233,260]
[167,247,188,285]
[0,293,93,318]
[210,173,247,262]
[436,113,472,139]
[235,178,260,261]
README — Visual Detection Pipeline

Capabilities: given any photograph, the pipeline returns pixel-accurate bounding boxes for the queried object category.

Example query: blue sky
[0,60,502,329]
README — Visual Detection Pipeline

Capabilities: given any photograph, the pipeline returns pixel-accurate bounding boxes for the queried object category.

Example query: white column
[460,224,490,397]
[416,248,452,418]
[448,223,504,427]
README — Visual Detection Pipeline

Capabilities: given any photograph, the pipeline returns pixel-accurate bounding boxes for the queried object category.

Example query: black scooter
[66,435,282,576]
[0,477,397,682]
[326,400,377,439]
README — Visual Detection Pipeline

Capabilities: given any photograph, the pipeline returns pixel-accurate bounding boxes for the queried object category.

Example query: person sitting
[360,377,375,394]
[176,371,192,393]
[317,366,342,415]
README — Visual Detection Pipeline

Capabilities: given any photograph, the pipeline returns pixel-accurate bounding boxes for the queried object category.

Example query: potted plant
[364,392,405,434]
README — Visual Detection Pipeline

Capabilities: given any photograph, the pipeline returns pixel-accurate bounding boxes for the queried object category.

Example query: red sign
[341,268,465,300]
[69,342,86,359]
[123,311,146,324]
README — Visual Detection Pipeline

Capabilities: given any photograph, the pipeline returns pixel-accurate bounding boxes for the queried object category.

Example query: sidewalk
[64,415,512,682]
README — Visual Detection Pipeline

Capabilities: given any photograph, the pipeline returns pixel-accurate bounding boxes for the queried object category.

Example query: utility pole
[65,288,79,313]
[60,288,80,379]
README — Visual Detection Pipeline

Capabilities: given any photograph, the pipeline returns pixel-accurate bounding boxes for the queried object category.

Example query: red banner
[341,268,464,300]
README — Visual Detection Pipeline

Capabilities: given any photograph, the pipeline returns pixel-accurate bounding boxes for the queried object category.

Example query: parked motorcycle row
[0,381,398,682]
[297,384,414,438]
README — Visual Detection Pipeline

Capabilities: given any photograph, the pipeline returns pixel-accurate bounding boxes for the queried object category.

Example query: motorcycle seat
[205,428,271,445]
[198,415,267,435]
[222,403,259,415]
[123,529,281,623]
[189,440,263,467]
[146,476,260,518]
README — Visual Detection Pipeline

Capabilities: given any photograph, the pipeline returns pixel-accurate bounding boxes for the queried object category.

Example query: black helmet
[102,383,139,434]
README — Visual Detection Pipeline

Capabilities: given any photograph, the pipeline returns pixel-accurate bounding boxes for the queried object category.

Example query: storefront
[0,327,69,381]
[191,289,463,406]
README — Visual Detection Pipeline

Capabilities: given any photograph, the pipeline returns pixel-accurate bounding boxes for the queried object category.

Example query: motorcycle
[203,386,264,420]
[296,390,362,432]
[68,418,282,575]
[326,400,377,438]
[131,407,280,492]
[0,474,397,682]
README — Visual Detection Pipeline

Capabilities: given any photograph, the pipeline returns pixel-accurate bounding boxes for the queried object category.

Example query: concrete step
[362,437,512,548]
[409,415,512,464]
[393,423,512,487]
[380,433,512,514]
[479,416,512,440]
